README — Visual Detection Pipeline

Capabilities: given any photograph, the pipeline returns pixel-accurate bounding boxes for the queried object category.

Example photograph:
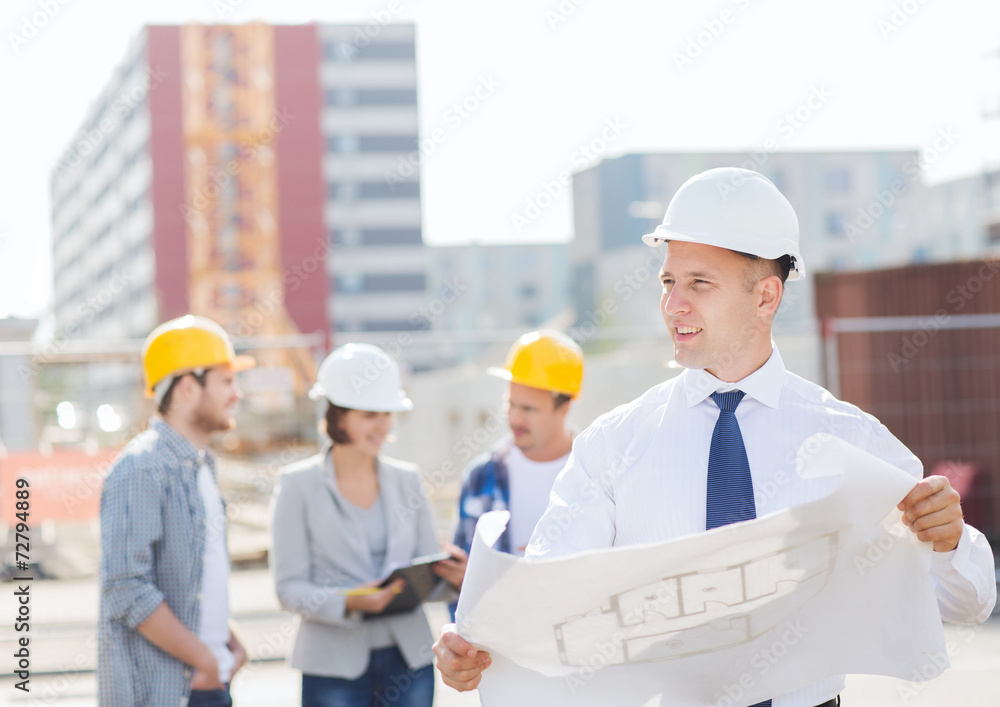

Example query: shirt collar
[681,344,785,409]
[149,417,215,471]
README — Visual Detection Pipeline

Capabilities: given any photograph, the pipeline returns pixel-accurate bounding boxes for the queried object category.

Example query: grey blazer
[270,450,441,678]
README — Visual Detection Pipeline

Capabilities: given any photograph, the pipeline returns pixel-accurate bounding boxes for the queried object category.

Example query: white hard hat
[309,343,413,412]
[641,167,805,281]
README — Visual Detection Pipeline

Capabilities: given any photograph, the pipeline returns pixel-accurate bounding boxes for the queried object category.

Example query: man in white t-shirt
[435,331,585,590]
[99,316,254,707]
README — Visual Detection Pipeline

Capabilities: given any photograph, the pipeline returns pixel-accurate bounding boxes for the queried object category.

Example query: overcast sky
[2,0,1000,320]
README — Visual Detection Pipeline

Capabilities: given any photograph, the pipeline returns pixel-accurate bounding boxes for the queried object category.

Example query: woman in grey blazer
[270,344,453,707]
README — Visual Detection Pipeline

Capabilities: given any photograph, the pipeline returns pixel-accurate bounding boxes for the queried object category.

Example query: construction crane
[179,22,316,406]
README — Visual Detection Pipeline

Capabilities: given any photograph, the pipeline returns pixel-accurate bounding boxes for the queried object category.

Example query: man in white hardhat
[99,315,255,707]
[433,331,585,597]
[433,168,996,706]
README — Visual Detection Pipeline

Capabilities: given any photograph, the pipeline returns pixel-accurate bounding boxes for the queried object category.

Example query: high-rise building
[49,22,433,422]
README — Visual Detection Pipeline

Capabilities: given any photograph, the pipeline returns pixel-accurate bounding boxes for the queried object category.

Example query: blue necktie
[706,391,757,529]
[706,391,771,707]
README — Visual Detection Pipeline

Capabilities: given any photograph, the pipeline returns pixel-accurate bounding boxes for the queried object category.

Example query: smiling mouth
[675,326,702,337]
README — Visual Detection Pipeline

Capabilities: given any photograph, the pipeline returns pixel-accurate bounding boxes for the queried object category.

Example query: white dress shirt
[527,346,996,707]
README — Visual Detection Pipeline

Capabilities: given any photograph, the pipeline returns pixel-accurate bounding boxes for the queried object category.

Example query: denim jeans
[301,647,434,707]
[188,684,232,707]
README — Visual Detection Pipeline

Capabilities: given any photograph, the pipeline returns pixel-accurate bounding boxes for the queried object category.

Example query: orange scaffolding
[179,23,316,400]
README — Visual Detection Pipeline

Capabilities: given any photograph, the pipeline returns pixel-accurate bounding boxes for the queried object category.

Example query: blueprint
[455,434,947,706]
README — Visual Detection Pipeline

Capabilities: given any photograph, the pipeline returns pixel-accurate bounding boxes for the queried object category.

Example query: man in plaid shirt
[98,316,255,706]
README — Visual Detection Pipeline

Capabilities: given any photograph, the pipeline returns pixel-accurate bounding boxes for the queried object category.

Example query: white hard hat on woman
[309,343,413,412]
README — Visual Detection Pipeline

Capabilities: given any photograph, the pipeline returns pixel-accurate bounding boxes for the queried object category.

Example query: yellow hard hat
[141,315,256,398]
[487,330,584,398]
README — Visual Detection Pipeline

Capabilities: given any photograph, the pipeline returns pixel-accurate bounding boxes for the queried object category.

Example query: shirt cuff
[929,523,971,570]
[124,586,167,629]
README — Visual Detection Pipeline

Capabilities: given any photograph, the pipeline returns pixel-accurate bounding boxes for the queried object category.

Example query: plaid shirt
[98,417,224,707]
[453,441,513,555]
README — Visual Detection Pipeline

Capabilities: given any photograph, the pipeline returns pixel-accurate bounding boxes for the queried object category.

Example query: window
[825,212,846,237]
[325,88,357,106]
[824,168,852,194]
[330,229,359,247]
[359,228,422,246]
[361,273,426,293]
[327,42,357,63]
[354,42,415,61]
[770,170,788,194]
[324,40,415,63]
[359,135,419,152]
[328,183,358,201]
[335,273,425,293]
[358,181,420,199]
[336,272,364,294]
[356,89,417,106]
[327,135,359,154]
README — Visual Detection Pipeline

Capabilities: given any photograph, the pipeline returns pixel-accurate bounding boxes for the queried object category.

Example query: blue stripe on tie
[707,391,770,706]
[706,391,756,530]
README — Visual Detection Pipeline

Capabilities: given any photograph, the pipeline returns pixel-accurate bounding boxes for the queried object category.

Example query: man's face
[659,241,772,381]
[505,382,567,454]
[191,364,242,434]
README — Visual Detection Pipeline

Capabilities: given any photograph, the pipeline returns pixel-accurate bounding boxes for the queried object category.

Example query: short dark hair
[157,370,208,416]
[552,393,572,410]
[739,253,791,291]
[324,402,353,445]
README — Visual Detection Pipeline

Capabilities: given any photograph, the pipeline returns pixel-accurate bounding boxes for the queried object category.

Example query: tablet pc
[369,551,454,617]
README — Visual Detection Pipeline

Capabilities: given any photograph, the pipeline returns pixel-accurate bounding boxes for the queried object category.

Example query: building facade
[49,23,437,423]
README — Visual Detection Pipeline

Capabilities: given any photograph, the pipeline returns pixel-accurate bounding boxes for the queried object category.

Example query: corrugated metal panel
[815,259,1000,538]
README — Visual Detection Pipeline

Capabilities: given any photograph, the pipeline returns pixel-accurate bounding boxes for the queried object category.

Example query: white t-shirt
[504,445,570,555]
[196,463,234,683]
